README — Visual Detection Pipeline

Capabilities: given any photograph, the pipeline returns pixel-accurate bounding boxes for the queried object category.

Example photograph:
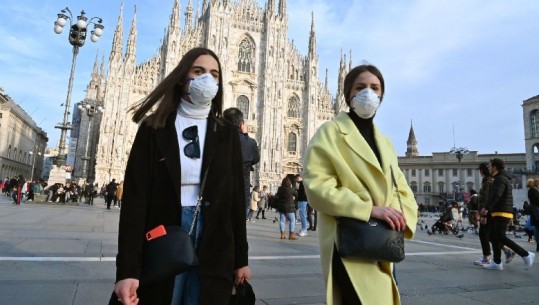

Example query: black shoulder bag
[336,165,405,262]
[140,166,211,285]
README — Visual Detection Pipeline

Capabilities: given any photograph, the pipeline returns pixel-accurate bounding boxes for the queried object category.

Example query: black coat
[487,170,514,214]
[110,113,247,305]
[239,131,259,178]
[528,187,539,226]
[276,185,298,213]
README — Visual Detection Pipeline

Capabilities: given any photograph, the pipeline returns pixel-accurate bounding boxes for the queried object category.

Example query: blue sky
[1,0,538,156]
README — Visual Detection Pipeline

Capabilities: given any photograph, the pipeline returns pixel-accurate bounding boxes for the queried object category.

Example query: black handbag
[336,166,405,263]
[140,225,198,285]
[230,281,256,305]
[139,166,210,285]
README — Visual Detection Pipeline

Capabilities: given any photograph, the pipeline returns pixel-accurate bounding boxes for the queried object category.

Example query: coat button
[204,201,210,207]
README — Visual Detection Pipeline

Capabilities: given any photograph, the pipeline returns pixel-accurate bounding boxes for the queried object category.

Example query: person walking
[468,189,479,232]
[295,174,309,237]
[255,185,268,220]
[247,185,260,222]
[303,64,418,304]
[276,177,298,240]
[116,181,124,209]
[110,47,250,305]
[528,179,539,251]
[223,107,260,217]
[481,158,535,271]
[106,179,118,210]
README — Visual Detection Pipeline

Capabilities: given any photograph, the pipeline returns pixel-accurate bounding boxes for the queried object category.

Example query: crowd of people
[1,175,124,208]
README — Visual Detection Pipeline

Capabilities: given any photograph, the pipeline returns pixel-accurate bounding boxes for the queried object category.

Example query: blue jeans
[171,206,204,305]
[298,201,308,231]
[279,212,296,232]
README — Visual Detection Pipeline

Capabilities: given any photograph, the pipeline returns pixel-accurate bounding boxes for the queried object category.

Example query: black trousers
[332,245,362,305]
[479,216,491,256]
[490,216,528,264]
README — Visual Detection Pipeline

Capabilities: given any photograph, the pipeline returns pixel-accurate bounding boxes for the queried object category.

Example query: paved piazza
[0,195,538,305]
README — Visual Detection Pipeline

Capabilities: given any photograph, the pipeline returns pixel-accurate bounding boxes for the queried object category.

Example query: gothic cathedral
[79,0,352,190]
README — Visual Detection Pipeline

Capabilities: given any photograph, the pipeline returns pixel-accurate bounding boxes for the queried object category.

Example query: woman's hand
[234,266,251,286]
[114,278,139,305]
[371,206,406,231]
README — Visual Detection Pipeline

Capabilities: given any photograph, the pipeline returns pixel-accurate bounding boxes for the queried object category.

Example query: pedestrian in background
[223,107,259,216]
[255,185,268,219]
[276,177,298,240]
[480,158,535,271]
[295,174,309,237]
[247,185,260,222]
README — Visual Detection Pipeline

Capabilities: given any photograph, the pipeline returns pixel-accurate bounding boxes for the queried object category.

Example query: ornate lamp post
[53,8,104,166]
[77,100,104,181]
[449,146,469,200]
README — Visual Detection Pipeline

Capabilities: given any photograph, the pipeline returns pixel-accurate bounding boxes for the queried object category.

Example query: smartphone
[146,225,167,241]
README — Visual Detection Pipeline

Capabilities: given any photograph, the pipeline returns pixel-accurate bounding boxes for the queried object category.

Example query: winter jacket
[486,170,514,214]
[276,185,298,213]
[478,176,493,210]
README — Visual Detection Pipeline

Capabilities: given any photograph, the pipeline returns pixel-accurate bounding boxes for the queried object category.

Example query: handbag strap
[390,165,404,213]
[188,160,211,236]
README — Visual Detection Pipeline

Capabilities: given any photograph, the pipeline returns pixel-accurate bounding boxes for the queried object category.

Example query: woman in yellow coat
[303,64,418,305]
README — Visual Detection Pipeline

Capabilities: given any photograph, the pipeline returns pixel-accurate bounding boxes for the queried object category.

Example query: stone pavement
[0,195,538,305]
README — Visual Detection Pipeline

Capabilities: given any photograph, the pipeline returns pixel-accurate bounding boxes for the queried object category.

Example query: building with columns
[398,122,528,209]
[74,0,356,190]
[523,95,539,172]
[0,87,48,181]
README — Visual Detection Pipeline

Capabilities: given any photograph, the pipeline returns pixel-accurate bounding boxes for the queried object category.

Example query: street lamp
[77,100,104,181]
[53,7,104,166]
[449,146,469,199]
[29,148,42,182]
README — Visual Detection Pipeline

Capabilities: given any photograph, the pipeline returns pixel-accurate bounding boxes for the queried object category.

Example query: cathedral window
[7,145,11,158]
[237,38,255,73]
[287,96,300,118]
[287,132,297,154]
[236,95,249,118]
[531,109,538,138]
[423,182,431,193]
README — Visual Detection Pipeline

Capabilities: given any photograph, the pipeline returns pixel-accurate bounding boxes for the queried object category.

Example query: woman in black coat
[276,177,298,240]
[110,48,250,305]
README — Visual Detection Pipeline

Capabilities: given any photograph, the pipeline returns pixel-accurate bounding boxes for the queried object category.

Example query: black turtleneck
[348,111,382,166]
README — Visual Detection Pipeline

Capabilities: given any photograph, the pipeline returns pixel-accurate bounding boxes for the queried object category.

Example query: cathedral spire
[308,12,316,55]
[325,68,328,89]
[185,0,194,31]
[91,51,99,78]
[406,120,419,157]
[267,0,275,15]
[125,6,137,58]
[110,3,124,63]
[99,55,105,78]
[170,0,181,32]
[349,49,353,70]
[278,0,286,16]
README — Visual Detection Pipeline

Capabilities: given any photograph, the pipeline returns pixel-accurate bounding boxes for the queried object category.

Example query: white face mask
[350,88,381,119]
[187,73,219,107]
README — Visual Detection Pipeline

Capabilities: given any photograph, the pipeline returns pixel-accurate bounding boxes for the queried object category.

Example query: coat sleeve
[229,128,249,269]
[115,124,153,281]
[303,123,373,222]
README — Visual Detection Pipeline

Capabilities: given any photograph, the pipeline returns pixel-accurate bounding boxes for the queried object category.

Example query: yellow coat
[303,112,418,305]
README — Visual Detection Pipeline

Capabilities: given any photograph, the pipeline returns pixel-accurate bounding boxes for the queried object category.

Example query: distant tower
[406,120,419,157]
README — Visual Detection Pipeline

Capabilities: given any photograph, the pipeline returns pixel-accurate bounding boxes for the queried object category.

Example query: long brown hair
[131,47,224,129]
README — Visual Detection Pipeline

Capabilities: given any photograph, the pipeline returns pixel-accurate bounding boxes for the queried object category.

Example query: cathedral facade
[75,0,352,190]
